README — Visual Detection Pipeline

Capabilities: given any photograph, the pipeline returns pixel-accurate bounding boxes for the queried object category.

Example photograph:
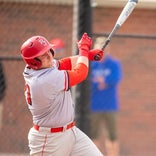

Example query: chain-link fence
[0,59,29,155]
[0,1,156,156]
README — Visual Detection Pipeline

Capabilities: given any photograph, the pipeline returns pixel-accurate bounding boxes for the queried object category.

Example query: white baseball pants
[28,126,104,156]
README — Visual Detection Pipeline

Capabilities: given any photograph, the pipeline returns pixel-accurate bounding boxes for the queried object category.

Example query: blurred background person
[0,61,6,130]
[90,37,123,156]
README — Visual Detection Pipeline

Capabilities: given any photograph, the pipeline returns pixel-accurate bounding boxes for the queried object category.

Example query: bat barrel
[95,0,138,59]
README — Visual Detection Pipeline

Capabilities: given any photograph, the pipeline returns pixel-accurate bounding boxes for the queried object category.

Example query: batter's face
[37,50,53,69]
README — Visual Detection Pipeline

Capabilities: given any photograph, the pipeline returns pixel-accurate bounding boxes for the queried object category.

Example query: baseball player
[20,33,104,156]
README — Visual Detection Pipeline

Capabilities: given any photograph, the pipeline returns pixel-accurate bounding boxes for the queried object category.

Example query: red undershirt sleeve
[58,57,88,88]
[67,63,88,87]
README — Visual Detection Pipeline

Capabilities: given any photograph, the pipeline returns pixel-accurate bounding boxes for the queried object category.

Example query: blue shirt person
[90,55,122,112]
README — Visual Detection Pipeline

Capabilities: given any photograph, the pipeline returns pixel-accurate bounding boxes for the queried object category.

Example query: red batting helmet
[20,36,53,69]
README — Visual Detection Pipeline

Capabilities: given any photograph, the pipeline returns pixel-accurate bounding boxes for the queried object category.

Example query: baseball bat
[102,0,138,51]
[102,0,138,50]
[94,0,138,60]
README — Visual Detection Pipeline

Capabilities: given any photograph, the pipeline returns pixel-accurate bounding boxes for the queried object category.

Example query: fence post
[72,0,92,137]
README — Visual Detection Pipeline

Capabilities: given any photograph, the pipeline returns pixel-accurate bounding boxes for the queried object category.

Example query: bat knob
[94,54,100,61]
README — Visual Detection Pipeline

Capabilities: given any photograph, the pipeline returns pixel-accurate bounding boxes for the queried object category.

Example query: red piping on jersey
[64,71,67,91]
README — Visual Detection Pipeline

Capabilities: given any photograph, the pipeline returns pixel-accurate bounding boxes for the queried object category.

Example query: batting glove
[77,33,92,57]
[88,49,104,61]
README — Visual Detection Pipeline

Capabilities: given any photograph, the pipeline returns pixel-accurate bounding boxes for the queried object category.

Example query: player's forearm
[69,55,79,68]
[59,55,88,70]
[68,55,88,68]
[76,56,88,67]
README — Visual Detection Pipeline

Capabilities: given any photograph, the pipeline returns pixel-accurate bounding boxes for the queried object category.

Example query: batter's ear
[24,58,42,69]
[31,58,42,69]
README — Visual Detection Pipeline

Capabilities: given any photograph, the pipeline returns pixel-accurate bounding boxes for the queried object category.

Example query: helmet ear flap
[25,58,42,69]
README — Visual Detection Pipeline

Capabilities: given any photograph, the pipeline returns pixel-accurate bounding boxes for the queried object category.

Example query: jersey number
[24,83,32,105]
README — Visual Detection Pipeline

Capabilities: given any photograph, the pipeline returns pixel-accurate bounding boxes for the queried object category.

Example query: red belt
[34,121,75,133]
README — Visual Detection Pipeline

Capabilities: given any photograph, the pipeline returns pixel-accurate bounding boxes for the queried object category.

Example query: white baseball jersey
[23,59,75,127]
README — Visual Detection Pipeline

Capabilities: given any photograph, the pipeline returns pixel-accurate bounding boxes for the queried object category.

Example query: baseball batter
[20,33,104,156]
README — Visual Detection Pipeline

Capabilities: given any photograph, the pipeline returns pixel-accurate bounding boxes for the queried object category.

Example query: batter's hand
[77,33,92,57]
[88,49,104,61]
